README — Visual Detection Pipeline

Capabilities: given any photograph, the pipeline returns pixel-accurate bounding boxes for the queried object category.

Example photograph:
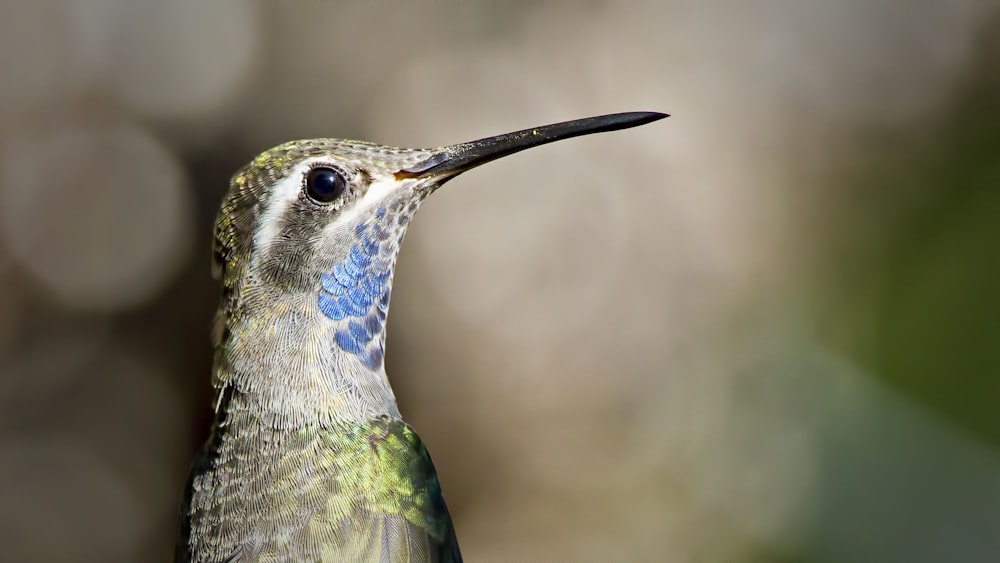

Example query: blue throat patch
[317,207,405,369]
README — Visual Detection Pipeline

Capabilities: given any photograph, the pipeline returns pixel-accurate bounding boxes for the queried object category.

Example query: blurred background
[1,0,999,561]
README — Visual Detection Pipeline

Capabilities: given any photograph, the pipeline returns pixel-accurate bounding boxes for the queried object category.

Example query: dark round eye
[305,166,348,203]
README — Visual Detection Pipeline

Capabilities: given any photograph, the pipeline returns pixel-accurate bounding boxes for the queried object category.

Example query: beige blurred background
[2,0,1000,561]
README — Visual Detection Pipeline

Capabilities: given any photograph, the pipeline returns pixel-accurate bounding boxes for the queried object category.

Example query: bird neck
[212,290,401,429]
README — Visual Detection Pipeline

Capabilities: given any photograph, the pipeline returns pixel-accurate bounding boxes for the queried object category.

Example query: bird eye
[305,166,348,203]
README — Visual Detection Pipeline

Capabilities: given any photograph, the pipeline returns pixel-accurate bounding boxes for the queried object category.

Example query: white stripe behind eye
[251,161,314,267]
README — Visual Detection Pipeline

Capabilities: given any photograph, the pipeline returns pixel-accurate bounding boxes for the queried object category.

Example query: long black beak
[395,111,668,180]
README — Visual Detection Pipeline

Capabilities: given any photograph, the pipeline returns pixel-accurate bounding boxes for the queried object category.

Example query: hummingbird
[177,111,668,562]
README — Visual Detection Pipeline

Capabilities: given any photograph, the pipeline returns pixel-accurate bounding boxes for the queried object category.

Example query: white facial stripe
[326,176,410,234]
[255,159,415,251]
[362,176,405,205]
[251,161,312,266]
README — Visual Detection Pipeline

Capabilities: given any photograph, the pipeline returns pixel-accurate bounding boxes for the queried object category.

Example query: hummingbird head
[212,112,667,422]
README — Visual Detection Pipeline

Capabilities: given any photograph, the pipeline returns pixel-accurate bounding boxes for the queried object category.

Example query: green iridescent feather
[178,389,459,562]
